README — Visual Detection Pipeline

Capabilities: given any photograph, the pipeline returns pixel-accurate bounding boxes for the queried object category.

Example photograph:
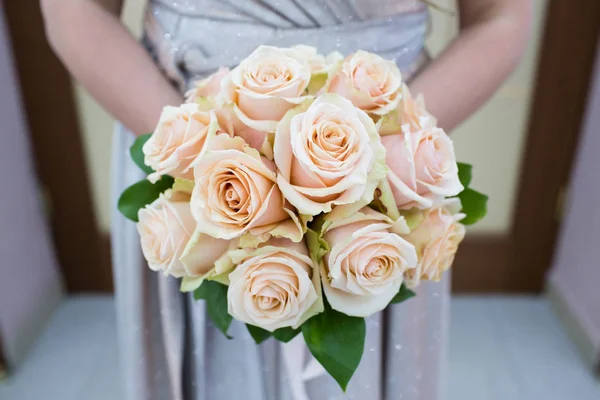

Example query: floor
[1,296,598,400]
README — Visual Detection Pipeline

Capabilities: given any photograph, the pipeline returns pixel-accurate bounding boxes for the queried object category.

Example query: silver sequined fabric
[143,0,430,88]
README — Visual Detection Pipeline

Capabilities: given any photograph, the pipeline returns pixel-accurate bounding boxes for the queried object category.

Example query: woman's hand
[41,0,182,135]
[410,0,533,131]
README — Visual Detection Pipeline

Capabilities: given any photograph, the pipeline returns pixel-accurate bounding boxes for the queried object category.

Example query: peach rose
[381,127,463,210]
[274,94,387,216]
[184,69,236,137]
[227,238,322,331]
[327,50,403,116]
[403,199,466,287]
[221,45,311,147]
[378,84,437,136]
[397,85,436,131]
[289,45,343,94]
[190,134,303,241]
[137,191,229,278]
[143,104,219,183]
[184,67,230,105]
[318,208,417,317]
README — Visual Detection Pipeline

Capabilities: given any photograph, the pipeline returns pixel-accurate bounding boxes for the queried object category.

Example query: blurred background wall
[0,1,63,370]
[548,38,600,374]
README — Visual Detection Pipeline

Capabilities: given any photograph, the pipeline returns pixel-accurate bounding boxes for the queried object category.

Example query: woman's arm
[40,0,181,135]
[410,0,532,131]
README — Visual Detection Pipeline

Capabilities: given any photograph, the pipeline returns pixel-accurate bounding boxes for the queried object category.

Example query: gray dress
[111,1,449,399]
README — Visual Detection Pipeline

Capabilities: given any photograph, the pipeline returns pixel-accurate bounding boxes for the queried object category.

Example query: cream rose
[289,45,343,94]
[274,94,387,216]
[378,84,437,136]
[222,45,311,137]
[137,191,229,278]
[185,67,230,105]
[317,207,417,317]
[190,134,303,241]
[289,45,329,74]
[227,238,321,331]
[382,127,463,210]
[184,68,235,137]
[327,50,403,116]
[143,104,219,183]
[403,199,466,287]
[397,85,436,131]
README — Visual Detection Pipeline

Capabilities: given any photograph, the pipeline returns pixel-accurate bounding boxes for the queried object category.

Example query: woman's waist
[143,7,429,90]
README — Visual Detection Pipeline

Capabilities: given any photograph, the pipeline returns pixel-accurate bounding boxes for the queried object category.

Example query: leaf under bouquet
[118,45,488,390]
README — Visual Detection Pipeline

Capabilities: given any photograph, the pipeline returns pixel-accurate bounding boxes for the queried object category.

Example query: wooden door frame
[453,0,600,292]
[3,1,112,292]
[0,331,6,381]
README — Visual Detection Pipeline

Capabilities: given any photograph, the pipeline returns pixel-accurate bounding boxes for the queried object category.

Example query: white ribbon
[281,335,327,400]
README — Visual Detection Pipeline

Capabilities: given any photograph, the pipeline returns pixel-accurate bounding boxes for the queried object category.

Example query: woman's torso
[143,0,430,90]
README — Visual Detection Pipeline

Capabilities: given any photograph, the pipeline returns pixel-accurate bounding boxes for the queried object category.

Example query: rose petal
[317,208,417,317]
[227,239,321,331]
[274,94,386,216]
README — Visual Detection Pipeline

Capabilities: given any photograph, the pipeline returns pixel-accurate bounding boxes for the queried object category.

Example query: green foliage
[246,325,271,344]
[302,302,366,391]
[390,284,416,304]
[245,325,301,344]
[130,133,153,174]
[457,162,473,188]
[457,188,488,225]
[272,327,301,343]
[117,176,174,222]
[194,281,233,338]
[455,162,488,225]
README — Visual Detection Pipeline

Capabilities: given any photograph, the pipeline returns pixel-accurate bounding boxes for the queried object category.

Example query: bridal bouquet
[118,45,487,390]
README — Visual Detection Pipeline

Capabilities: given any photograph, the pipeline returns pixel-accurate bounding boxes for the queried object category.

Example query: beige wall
[76,0,547,234]
[73,86,112,232]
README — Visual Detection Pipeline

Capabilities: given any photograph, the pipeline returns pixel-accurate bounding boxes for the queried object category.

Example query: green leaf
[130,133,153,174]
[457,162,473,188]
[117,176,174,222]
[245,325,301,344]
[246,324,271,344]
[273,327,301,343]
[302,302,366,391]
[457,188,488,225]
[194,281,233,338]
[390,284,416,304]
